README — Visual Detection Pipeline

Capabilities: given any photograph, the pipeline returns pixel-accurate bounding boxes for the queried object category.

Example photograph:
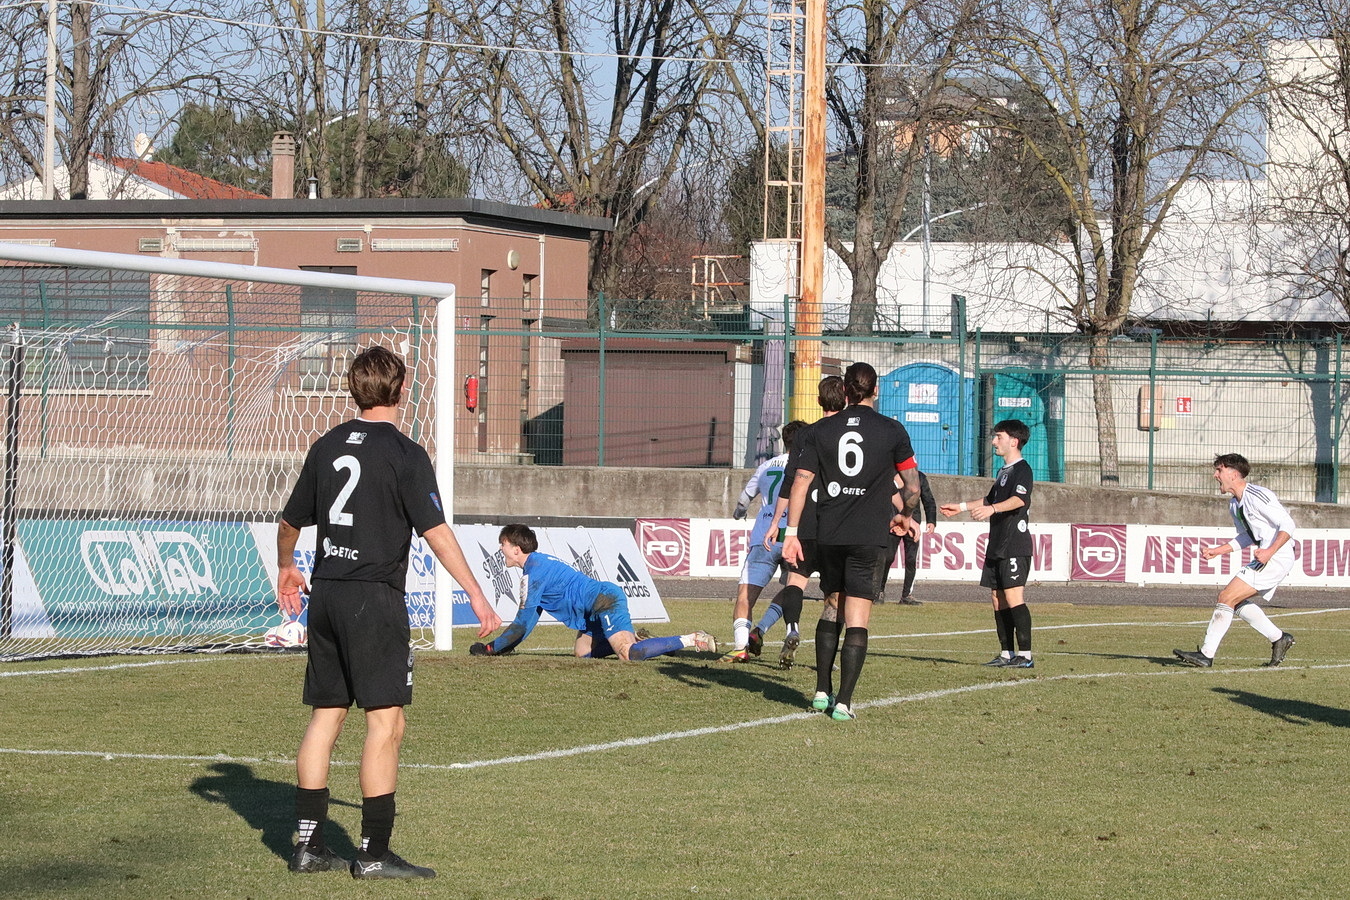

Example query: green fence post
[977,327,988,474]
[38,281,49,459]
[952,294,967,475]
[1147,331,1157,491]
[1335,333,1344,503]
[597,292,606,467]
[225,284,236,460]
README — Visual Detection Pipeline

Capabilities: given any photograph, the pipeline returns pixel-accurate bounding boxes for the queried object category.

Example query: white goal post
[0,241,464,659]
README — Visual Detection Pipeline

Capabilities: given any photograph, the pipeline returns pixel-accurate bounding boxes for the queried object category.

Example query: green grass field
[3,598,1349,899]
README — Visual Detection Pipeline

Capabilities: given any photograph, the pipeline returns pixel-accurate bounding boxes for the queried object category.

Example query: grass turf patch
[1,599,1347,899]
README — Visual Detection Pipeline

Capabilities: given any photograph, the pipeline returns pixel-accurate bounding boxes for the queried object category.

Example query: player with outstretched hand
[277,345,500,881]
[1172,453,1296,668]
[470,523,717,660]
[941,419,1036,669]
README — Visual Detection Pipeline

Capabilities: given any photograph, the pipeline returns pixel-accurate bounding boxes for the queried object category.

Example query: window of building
[0,266,151,391]
[298,266,358,392]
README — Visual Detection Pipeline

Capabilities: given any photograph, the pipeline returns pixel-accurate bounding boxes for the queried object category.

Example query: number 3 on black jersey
[329,455,361,526]
[838,431,864,477]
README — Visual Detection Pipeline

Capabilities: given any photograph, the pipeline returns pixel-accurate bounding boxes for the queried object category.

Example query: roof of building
[98,157,267,200]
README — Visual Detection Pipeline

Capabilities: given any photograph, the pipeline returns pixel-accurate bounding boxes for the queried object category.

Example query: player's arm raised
[423,523,501,637]
[276,518,309,617]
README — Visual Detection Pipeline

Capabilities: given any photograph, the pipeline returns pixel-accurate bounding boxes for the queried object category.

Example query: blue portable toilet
[877,362,977,475]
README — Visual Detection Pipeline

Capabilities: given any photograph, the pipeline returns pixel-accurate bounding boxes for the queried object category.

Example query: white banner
[678,518,1071,582]
[255,522,669,630]
[1125,525,1350,587]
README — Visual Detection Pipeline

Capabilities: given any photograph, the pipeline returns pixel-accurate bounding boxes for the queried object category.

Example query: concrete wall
[454,465,1350,529]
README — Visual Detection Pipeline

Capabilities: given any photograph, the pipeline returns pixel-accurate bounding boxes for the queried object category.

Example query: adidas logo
[615,553,650,597]
[615,554,642,583]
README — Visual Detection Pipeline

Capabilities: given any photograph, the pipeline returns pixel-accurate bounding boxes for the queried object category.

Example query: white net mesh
[0,264,445,660]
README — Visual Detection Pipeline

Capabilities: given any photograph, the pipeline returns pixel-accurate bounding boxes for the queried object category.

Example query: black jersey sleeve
[281,450,320,528]
[397,443,448,536]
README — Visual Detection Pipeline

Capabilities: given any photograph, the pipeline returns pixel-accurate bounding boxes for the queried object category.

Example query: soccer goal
[0,243,463,661]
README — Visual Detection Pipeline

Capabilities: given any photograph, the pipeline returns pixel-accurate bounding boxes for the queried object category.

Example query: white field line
[3,608,1344,675]
[3,660,1349,772]
[511,605,1350,655]
[0,657,231,678]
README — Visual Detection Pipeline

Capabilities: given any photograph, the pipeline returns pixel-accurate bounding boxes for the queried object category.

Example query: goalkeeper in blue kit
[470,524,717,660]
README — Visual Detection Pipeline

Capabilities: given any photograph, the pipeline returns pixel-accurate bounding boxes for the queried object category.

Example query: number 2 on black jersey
[329,455,361,526]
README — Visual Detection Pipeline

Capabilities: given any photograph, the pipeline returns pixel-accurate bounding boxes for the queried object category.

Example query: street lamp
[901,201,987,333]
[41,5,130,200]
[42,0,56,200]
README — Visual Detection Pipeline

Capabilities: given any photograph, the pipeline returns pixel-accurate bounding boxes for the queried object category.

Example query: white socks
[733,618,751,650]
[1202,601,1283,658]
[1200,604,1233,658]
[1237,601,1284,642]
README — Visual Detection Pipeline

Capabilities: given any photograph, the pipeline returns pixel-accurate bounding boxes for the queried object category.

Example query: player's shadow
[188,762,358,861]
[865,650,965,666]
[654,660,804,707]
[1211,687,1350,728]
[1046,649,1178,665]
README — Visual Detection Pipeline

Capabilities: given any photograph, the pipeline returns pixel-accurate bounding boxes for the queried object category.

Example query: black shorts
[787,538,821,578]
[818,544,890,602]
[980,556,1031,591]
[787,539,841,596]
[303,579,413,709]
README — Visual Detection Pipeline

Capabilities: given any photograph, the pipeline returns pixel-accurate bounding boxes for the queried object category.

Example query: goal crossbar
[0,241,458,299]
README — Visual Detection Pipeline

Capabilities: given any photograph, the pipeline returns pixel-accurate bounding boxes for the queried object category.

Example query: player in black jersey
[764,375,846,669]
[277,346,501,880]
[941,419,1035,669]
[783,363,920,720]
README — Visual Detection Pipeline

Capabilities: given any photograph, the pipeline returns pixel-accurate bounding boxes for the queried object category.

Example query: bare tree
[443,0,762,297]
[1264,21,1350,318]
[0,3,229,197]
[822,0,985,334]
[975,0,1271,483]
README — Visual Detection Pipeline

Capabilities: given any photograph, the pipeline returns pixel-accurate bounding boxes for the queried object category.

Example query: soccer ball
[264,620,307,648]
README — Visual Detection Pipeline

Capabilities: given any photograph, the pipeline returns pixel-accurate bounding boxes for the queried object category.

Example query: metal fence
[0,273,1345,504]
[490,294,1348,504]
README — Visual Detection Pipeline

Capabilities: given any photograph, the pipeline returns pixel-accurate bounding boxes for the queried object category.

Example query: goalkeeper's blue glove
[469,642,493,656]
[732,503,748,520]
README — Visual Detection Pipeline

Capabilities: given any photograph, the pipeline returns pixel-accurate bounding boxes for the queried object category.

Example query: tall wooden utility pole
[790,0,826,420]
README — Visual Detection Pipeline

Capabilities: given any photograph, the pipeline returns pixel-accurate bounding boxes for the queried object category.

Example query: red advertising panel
[635,518,691,576]
[1071,524,1127,582]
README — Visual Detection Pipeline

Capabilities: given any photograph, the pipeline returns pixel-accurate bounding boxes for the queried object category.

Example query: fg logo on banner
[1071,525,1126,582]
[636,519,690,576]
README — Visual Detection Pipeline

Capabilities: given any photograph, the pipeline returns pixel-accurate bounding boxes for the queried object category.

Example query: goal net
[0,244,459,661]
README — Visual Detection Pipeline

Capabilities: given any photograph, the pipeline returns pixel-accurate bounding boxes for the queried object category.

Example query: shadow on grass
[188,762,358,862]
[0,862,122,898]
[866,651,966,666]
[1050,650,1181,665]
[1212,687,1350,728]
[653,659,804,707]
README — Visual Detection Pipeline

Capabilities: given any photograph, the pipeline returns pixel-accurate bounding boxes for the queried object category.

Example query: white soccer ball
[264,620,307,648]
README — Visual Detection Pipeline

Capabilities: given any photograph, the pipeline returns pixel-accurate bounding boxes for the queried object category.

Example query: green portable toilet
[986,370,1064,482]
